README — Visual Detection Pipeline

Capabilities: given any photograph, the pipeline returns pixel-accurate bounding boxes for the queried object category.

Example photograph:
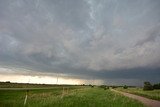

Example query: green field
[0,82,63,88]
[117,87,160,101]
[0,86,145,107]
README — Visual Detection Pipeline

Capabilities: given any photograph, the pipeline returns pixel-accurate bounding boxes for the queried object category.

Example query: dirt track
[111,89,160,107]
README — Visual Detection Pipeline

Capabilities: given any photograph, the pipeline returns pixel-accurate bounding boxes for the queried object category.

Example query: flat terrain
[117,87,160,101]
[0,86,145,107]
[0,82,62,88]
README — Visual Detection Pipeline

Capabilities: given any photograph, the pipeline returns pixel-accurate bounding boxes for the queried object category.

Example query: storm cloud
[0,0,160,85]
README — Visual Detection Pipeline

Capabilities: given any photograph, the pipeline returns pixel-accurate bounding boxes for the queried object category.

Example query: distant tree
[143,81,153,91]
[111,86,117,89]
[5,81,10,83]
[99,85,109,90]
[104,86,109,90]
[99,85,106,88]
[123,85,128,89]
[153,83,160,89]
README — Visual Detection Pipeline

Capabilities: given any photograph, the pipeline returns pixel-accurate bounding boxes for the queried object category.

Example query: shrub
[143,81,153,91]
[104,86,109,90]
[111,86,117,89]
[123,85,128,89]
[153,83,160,89]
[99,85,106,88]
[99,85,109,90]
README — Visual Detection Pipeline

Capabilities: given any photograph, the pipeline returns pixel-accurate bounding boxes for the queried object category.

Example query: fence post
[24,90,29,106]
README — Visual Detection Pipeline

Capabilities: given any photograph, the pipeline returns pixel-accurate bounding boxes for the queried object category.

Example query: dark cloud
[0,0,160,85]
[135,25,160,46]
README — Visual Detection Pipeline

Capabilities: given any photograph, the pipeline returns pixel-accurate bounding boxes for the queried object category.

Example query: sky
[0,0,160,86]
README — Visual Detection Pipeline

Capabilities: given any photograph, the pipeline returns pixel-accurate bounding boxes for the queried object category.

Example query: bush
[123,85,128,89]
[99,85,106,88]
[104,86,109,90]
[99,85,109,90]
[111,86,118,89]
[153,83,160,89]
[143,81,153,91]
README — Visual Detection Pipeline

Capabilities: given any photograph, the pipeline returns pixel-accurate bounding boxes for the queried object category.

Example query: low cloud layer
[0,0,160,85]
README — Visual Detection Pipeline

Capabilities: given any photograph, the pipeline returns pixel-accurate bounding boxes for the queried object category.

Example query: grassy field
[0,86,145,107]
[0,82,66,88]
[117,87,160,101]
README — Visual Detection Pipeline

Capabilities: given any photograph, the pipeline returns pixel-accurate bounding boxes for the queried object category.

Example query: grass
[117,87,160,101]
[0,86,145,107]
[0,82,72,88]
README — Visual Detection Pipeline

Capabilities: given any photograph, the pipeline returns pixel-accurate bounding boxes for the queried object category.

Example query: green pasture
[0,86,145,107]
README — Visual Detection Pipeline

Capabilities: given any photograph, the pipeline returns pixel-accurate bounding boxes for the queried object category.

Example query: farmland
[0,83,145,107]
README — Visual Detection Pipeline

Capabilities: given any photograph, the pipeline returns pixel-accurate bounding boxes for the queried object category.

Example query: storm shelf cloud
[0,0,160,85]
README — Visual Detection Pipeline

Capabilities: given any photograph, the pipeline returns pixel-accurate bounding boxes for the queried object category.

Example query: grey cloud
[43,0,90,30]
[0,0,160,85]
[135,25,160,46]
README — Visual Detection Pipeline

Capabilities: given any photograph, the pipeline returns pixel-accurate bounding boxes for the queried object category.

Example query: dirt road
[111,89,160,107]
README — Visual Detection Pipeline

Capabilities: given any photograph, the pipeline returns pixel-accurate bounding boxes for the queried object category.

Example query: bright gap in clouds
[0,67,103,85]
[0,67,81,84]
[0,74,81,85]
[0,74,104,85]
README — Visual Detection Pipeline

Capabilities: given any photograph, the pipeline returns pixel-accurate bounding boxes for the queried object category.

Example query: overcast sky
[0,0,160,85]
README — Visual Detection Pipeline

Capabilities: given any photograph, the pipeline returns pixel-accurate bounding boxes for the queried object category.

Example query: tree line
[143,82,160,91]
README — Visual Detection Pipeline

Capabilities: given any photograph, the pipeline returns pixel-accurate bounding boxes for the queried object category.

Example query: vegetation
[143,81,160,90]
[0,82,61,88]
[153,83,160,89]
[99,85,109,90]
[117,87,160,101]
[0,86,145,107]
[143,82,153,91]
[123,85,128,89]
[111,86,118,89]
